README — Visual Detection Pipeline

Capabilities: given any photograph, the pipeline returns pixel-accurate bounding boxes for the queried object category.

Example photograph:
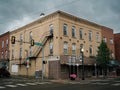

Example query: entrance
[69,65,77,79]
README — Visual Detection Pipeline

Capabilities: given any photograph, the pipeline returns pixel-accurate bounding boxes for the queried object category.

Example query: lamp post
[81,48,85,80]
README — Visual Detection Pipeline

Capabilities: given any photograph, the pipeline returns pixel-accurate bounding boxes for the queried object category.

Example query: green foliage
[96,40,110,68]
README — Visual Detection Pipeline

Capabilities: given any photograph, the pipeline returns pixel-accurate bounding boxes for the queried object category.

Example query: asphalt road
[0,77,120,90]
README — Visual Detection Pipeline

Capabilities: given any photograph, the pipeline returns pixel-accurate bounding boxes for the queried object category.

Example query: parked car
[0,68,10,78]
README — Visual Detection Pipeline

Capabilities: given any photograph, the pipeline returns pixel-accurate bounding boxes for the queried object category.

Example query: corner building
[10,11,102,79]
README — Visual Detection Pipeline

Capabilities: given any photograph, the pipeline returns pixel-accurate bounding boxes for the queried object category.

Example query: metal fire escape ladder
[32,31,53,58]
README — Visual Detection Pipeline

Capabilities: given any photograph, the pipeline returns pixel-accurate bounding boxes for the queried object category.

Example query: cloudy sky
[0,0,120,35]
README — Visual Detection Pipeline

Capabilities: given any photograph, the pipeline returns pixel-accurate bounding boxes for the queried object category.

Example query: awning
[108,60,120,67]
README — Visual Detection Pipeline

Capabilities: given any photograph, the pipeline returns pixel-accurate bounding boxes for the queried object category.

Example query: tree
[96,40,110,77]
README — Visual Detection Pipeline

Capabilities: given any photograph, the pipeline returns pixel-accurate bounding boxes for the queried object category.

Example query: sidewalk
[10,75,120,84]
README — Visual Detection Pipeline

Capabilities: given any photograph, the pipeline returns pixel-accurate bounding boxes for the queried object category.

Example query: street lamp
[81,48,85,80]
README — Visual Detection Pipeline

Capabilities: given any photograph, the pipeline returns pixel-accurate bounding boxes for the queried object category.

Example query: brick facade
[0,32,10,69]
[101,26,115,59]
[114,33,120,63]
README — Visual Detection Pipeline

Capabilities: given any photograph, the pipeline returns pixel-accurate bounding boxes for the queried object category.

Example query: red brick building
[114,33,120,63]
[101,26,115,59]
[0,32,10,69]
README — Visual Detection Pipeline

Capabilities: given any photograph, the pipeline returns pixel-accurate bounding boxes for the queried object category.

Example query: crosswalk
[1,80,120,89]
[0,82,52,89]
[66,81,120,87]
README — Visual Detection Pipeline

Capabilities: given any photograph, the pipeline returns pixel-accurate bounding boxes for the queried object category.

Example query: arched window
[63,41,68,54]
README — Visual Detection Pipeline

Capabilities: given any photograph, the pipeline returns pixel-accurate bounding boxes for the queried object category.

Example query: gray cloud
[0,0,120,34]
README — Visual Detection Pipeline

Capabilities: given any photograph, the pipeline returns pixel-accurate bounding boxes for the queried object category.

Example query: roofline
[10,10,113,33]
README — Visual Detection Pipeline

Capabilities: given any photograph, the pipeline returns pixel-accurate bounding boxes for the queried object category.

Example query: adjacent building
[101,26,115,59]
[0,31,10,70]
[114,33,120,63]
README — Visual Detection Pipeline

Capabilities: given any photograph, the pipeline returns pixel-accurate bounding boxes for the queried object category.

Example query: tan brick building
[9,11,103,79]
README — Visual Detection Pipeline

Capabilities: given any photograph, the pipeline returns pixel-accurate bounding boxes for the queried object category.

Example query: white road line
[16,84,27,86]
[26,83,37,85]
[6,85,17,87]
[0,86,5,89]
[114,81,120,83]
[35,82,52,85]
[112,83,120,86]
[91,82,109,85]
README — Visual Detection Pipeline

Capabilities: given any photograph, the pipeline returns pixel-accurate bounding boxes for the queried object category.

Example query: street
[0,77,120,90]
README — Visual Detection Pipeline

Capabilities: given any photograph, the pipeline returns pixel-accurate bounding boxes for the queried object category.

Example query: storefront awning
[108,60,120,67]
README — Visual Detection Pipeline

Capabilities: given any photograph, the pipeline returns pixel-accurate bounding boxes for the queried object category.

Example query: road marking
[16,84,27,86]
[112,83,120,86]
[26,83,37,85]
[91,82,109,85]
[35,82,52,85]
[0,86,5,89]
[6,85,17,87]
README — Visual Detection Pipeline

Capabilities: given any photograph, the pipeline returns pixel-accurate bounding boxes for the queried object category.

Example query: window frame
[72,26,76,38]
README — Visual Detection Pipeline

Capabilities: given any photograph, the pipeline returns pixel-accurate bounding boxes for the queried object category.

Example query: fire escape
[30,30,53,59]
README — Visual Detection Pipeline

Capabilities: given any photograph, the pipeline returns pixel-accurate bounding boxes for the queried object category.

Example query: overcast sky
[0,0,120,35]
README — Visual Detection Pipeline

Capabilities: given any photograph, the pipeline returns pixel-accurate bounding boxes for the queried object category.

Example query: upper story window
[29,32,33,42]
[63,41,68,55]
[63,24,68,36]
[5,50,8,59]
[20,34,23,44]
[89,45,93,56]
[49,42,53,55]
[2,40,4,48]
[30,47,32,57]
[110,38,113,44]
[19,48,22,59]
[1,52,3,59]
[103,37,107,42]
[89,31,92,41]
[12,49,14,59]
[49,24,53,36]
[79,28,83,39]
[72,43,76,55]
[6,39,8,48]
[80,44,84,53]
[96,32,99,42]
[72,26,76,38]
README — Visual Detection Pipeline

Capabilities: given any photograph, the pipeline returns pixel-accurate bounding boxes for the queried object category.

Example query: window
[19,48,22,59]
[89,45,93,56]
[89,31,92,41]
[96,32,99,42]
[72,26,76,38]
[20,34,23,44]
[29,32,33,42]
[1,52,3,59]
[6,39,8,48]
[2,40,4,48]
[103,37,107,42]
[80,44,84,53]
[79,28,83,39]
[49,42,53,55]
[12,49,14,59]
[63,24,68,36]
[64,41,68,54]
[110,38,113,44]
[5,51,8,59]
[72,43,76,55]
[49,24,53,36]
[30,47,32,57]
